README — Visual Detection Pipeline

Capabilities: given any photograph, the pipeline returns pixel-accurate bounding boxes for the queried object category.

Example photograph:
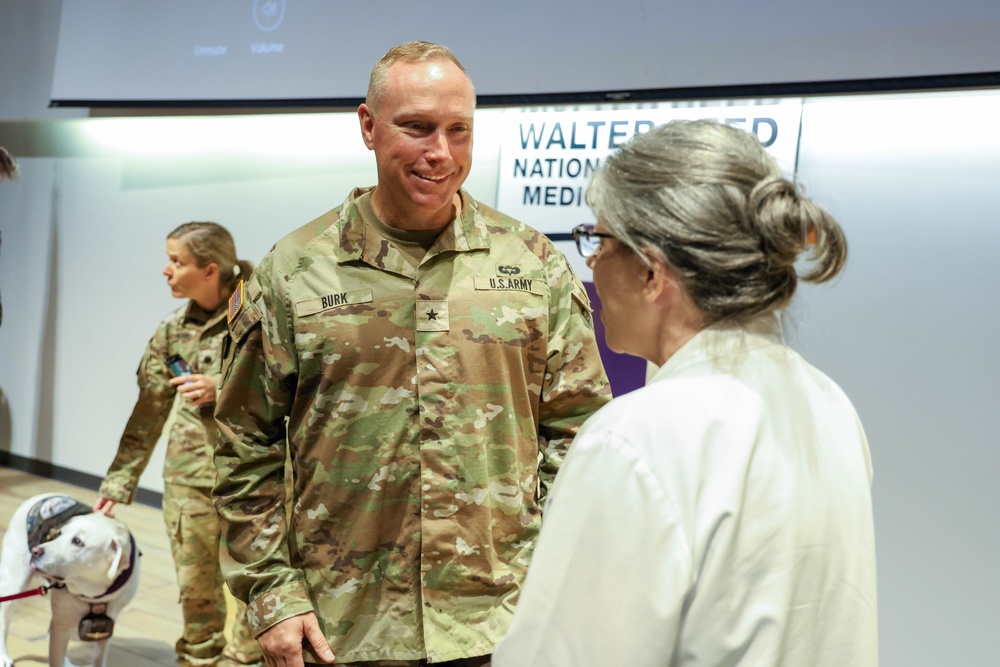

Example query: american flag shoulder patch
[227,280,245,323]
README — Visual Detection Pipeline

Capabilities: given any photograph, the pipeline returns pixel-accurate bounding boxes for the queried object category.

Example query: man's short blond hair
[366,41,471,113]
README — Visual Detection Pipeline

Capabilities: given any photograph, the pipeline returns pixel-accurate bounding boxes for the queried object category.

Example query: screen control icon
[253,0,286,32]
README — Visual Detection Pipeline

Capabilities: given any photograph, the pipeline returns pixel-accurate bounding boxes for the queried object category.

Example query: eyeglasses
[571,223,616,259]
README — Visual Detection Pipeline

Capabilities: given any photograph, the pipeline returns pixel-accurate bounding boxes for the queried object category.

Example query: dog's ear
[106,526,132,580]
[106,538,124,580]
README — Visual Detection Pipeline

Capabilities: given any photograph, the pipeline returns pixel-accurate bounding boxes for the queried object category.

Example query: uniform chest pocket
[457,276,548,345]
[292,288,386,366]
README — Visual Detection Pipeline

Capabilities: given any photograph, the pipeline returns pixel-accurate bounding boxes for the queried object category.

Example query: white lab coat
[494,314,878,667]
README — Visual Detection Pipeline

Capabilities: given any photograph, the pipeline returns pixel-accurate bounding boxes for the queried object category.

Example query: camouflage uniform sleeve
[214,267,313,637]
[537,250,612,505]
[98,321,176,504]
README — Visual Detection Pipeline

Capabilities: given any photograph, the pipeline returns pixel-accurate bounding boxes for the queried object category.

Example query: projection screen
[50,0,1000,107]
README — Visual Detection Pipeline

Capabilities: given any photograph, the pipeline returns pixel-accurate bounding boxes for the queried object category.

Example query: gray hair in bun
[586,119,847,324]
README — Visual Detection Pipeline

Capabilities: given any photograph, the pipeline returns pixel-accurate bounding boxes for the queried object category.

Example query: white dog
[0,493,140,667]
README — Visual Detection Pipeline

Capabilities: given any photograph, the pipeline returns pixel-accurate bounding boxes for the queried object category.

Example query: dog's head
[30,512,134,599]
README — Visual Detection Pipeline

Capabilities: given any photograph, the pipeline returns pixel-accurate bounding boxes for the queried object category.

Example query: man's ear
[358,104,376,150]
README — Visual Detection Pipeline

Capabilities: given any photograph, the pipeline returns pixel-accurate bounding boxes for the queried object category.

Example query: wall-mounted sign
[497,104,803,235]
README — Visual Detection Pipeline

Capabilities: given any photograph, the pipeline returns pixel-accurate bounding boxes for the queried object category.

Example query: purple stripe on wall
[584,282,647,397]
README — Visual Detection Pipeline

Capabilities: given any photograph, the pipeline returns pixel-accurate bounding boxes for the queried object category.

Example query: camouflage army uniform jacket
[99,301,228,503]
[215,188,611,663]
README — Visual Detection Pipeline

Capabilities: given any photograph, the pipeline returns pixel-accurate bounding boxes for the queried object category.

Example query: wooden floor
[0,467,238,666]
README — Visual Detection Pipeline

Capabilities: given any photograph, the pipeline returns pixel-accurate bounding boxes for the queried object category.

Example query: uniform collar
[334,187,491,268]
[183,300,226,327]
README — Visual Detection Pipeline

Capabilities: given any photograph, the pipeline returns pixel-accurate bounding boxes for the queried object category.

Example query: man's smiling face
[359,58,476,230]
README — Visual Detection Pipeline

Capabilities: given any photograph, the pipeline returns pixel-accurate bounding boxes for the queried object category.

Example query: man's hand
[258,612,335,667]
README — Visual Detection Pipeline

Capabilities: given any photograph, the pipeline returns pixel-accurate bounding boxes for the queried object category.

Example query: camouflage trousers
[163,483,263,667]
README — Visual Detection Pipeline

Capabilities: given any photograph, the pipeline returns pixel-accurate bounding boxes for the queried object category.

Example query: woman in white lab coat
[494,120,878,667]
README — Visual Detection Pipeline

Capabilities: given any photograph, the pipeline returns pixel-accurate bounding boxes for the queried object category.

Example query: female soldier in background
[94,222,262,667]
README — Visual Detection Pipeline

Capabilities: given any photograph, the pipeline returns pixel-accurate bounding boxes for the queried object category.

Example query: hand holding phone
[166,354,193,377]
[167,354,215,406]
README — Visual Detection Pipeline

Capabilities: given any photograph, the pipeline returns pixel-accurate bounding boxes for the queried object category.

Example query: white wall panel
[790,92,1000,667]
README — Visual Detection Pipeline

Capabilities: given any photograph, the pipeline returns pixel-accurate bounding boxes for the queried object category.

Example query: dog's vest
[25,495,93,549]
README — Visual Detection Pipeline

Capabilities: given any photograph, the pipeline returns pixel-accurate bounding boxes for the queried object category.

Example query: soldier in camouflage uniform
[214,42,611,667]
[95,222,262,667]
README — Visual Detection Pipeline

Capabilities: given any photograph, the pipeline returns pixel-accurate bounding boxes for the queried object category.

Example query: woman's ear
[640,252,674,303]
[204,262,220,280]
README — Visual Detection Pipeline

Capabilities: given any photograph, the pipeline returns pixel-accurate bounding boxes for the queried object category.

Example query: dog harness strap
[25,495,93,549]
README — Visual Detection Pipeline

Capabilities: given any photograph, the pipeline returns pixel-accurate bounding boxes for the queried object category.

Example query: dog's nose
[31,545,45,558]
